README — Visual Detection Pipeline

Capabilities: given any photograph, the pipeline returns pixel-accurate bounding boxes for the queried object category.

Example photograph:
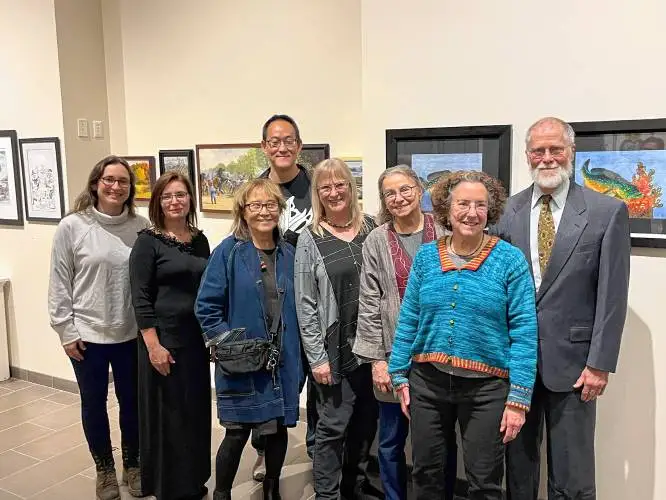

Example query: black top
[313,216,376,377]
[258,247,278,331]
[129,228,211,348]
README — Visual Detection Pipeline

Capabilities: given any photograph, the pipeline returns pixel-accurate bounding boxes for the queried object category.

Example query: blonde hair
[310,158,369,236]
[230,178,286,240]
[376,165,424,225]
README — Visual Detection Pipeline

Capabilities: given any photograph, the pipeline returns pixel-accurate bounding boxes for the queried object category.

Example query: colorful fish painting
[580,159,643,201]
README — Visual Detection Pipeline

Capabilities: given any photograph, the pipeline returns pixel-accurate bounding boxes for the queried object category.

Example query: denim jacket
[195,236,302,425]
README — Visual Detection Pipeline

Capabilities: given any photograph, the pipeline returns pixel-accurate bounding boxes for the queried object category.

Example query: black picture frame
[0,130,24,226]
[18,137,65,222]
[570,118,666,248]
[298,143,331,170]
[386,125,512,191]
[158,149,196,205]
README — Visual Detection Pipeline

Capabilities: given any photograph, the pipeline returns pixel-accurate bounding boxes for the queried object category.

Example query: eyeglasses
[528,146,568,160]
[265,137,299,150]
[100,176,130,188]
[318,182,349,196]
[452,199,489,213]
[383,185,417,202]
[160,192,189,202]
[245,201,280,213]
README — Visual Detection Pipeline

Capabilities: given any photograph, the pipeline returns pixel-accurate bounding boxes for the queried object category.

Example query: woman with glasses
[49,155,149,500]
[388,171,538,499]
[129,172,211,500]
[295,159,380,500]
[195,178,302,500]
[353,165,458,500]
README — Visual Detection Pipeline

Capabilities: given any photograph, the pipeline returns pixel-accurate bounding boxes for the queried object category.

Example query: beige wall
[361,1,665,498]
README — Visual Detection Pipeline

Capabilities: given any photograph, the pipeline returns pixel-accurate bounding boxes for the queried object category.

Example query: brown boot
[121,445,143,497]
[92,453,120,500]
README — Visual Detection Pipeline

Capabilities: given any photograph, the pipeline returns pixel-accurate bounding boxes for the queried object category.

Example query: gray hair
[376,165,424,225]
[525,117,576,147]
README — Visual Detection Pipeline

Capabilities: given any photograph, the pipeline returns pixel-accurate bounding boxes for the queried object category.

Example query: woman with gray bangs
[352,165,457,500]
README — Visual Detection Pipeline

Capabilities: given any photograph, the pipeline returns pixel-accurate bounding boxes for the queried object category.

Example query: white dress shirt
[530,177,569,291]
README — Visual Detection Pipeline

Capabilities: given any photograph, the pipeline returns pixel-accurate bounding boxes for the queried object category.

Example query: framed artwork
[159,148,196,185]
[297,143,330,170]
[122,156,156,202]
[341,157,363,200]
[570,118,666,248]
[19,137,65,222]
[386,125,512,212]
[196,143,269,213]
[0,130,24,225]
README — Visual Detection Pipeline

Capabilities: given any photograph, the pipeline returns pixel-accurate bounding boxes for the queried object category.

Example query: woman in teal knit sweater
[388,170,537,500]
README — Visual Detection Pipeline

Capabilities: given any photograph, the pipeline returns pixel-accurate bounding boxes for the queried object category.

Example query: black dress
[129,228,211,500]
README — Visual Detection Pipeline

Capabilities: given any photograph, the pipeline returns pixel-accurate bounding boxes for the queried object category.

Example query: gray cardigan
[352,221,447,362]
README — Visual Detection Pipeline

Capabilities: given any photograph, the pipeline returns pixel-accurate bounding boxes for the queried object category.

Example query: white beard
[531,161,572,191]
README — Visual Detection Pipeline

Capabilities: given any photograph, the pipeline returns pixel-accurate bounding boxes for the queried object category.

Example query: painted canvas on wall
[122,156,156,202]
[411,153,483,211]
[19,138,65,222]
[196,144,269,213]
[575,150,665,219]
[342,158,363,200]
[297,144,330,171]
[0,130,24,225]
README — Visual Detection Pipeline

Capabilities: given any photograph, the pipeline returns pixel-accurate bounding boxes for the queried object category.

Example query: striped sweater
[388,236,538,410]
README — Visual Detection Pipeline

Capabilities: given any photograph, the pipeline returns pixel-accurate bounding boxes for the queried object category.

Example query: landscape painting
[343,158,363,200]
[575,150,665,219]
[19,137,65,222]
[123,156,156,201]
[297,144,330,171]
[411,153,483,211]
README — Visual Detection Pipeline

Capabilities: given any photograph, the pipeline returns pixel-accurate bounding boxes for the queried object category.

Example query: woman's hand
[63,339,86,361]
[371,360,392,393]
[148,343,175,376]
[312,361,333,385]
[500,406,526,443]
[396,385,410,420]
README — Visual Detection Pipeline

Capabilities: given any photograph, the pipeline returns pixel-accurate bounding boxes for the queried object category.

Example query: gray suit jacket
[492,181,630,392]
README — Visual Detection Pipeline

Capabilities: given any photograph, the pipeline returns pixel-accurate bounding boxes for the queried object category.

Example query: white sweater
[48,206,149,345]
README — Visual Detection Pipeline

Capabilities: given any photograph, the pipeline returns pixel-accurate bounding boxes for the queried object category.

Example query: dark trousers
[506,375,597,500]
[409,363,507,500]
[313,364,378,500]
[215,425,288,493]
[70,339,139,461]
[377,401,458,500]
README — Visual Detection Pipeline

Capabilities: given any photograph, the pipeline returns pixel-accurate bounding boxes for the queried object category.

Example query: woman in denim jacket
[195,179,302,500]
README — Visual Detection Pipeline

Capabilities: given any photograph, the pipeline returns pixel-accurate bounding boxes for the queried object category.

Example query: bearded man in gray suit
[493,117,631,500]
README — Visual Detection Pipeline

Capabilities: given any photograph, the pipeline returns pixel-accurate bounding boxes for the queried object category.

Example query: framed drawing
[386,125,512,212]
[297,143,330,170]
[122,156,156,202]
[341,157,363,200]
[0,130,24,225]
[159,149,196,206]
[570,118,666,248]
[19,137,65,222]
[195,143,269,213]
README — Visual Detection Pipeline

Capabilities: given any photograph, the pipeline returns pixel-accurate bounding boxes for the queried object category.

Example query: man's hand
[396,385,410,420]
[371,360,392,393]
[312,361,333,385]
[500,406,526,443]
[573,366,609,402]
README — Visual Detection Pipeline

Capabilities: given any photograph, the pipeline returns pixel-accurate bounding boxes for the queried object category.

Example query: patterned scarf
[388,213,437,300]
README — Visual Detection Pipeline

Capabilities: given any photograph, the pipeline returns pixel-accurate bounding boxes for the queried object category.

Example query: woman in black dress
[129,172,211,500]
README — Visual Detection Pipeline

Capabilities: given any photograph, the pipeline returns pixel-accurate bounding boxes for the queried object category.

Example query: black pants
[506,375,597,500]
[215,425,288,493]
[410,363,508,500]
[313,364,378,500]
[70,339,139,461]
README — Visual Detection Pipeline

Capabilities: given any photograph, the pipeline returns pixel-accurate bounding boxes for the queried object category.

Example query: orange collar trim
[437,235,499,272]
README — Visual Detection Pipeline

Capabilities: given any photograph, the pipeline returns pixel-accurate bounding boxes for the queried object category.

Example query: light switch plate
[77,118,89,138]
[92,120,103,139]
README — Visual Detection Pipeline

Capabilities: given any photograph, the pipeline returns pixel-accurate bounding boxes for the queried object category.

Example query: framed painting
[0,130,24,226]
[386,125,512,212]
[159,149,196,206]
[122,156,156,202]
[195,143,269,213]
[341,157,363,200]
[19,137,65,222]
[297,143,330,170]
[570,118,666,248]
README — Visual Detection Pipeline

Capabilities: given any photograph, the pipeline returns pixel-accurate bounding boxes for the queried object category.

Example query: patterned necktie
[538,194,555,276]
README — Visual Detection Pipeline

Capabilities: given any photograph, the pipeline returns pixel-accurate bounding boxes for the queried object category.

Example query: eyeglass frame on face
[244,201,280,213]
[160,191,189,203]
[99,176,130,188]
[317,181,349,196]
[383,184,418,203]
[451,199,489,214]
[527,145,570,160]
[264,136,300,150]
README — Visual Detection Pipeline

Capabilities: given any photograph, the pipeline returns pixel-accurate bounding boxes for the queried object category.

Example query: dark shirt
[258,247,278,331]
[129,229,211,348]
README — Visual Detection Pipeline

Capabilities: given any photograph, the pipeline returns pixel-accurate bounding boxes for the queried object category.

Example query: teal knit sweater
[388,237,538,410]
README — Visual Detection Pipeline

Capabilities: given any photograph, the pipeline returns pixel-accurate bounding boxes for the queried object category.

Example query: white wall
[361,1,665,498]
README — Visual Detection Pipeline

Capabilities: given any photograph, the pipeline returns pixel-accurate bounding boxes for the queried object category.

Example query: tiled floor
[0,378,315,500]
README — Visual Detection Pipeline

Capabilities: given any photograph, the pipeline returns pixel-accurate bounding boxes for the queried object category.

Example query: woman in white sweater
[48,155,149,500]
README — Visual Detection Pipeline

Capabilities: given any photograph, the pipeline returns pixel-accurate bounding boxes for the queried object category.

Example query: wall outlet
[77,118,89,138]
[92,120,104,139]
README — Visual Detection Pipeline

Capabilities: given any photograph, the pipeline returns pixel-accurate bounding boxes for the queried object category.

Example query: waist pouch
[213,338,271,376]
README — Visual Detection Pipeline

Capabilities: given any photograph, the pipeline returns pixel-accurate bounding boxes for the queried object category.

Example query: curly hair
[430,170,507,229]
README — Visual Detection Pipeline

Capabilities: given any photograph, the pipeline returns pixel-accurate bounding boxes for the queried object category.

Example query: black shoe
[262,478,281,500]
[213,490,230,500]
